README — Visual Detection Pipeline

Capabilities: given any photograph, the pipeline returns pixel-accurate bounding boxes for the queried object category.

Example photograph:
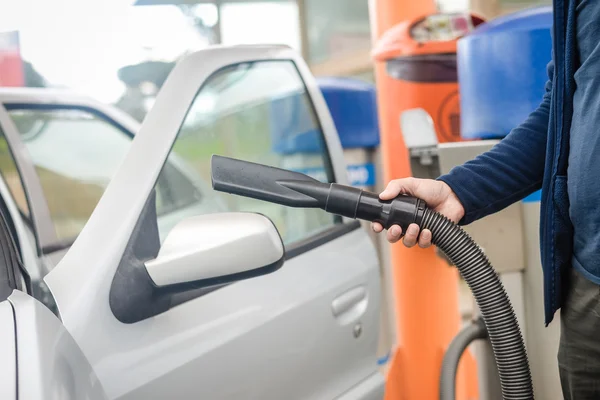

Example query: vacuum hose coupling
[324,183,427,232]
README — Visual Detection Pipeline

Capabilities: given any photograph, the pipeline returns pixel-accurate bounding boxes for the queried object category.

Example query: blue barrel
[270,77,380,155]
[457,6,552,140]
[316,77,380,149]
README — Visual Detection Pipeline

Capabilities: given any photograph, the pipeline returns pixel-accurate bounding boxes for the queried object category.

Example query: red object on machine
[372,12,485,143]
[0,31,25,87]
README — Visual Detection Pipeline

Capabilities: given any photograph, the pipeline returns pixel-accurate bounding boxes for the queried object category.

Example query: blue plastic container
[270,77,380,154]
[316,77,380,149]
[457,6,553,140]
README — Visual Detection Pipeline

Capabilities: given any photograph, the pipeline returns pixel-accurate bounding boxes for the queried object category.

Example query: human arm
[373,58,554,246]
[438,58,554,225]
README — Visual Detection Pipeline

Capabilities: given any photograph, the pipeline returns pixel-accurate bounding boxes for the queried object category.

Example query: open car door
[44,45,384,400]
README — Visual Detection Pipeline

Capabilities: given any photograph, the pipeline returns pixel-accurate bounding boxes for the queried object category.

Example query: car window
[153,60,339,246]
[7,108,133,242]
[7,107,196,245]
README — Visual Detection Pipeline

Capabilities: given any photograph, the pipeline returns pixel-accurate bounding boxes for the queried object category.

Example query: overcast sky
[0,0,300,103]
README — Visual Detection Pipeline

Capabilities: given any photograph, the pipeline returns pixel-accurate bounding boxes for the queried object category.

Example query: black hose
[440,318,488,400]
[420,209,533,400]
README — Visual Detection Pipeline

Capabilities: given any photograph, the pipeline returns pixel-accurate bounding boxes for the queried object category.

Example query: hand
[371,178,465,248]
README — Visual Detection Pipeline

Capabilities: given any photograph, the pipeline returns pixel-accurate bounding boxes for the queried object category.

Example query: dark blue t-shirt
[568,0,600,282]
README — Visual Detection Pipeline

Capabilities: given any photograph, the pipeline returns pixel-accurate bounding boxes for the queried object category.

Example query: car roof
[0,87,141,133]
[0,87,100,106]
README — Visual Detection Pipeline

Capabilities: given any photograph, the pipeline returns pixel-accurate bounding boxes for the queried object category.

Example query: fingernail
[407,225,418,235]
[391,226,400,237]
[421,230,431,241]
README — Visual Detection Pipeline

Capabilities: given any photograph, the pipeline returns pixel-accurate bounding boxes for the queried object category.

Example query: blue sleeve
[437,58,554,225]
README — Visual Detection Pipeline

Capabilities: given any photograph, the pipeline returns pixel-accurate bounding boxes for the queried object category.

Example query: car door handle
[332,286,368,324]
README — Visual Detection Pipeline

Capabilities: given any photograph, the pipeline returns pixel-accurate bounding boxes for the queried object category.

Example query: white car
[0,45,385,399]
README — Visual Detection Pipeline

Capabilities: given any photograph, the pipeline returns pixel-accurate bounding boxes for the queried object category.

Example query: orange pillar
[368,2,477,400]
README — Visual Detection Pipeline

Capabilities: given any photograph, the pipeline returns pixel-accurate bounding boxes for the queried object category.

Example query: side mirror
[145,212,284,288]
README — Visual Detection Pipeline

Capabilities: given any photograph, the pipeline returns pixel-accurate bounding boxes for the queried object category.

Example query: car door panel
[336,373,386,400]
[44,46,384,399]
[0,300,16,400]
[91,227,378,399]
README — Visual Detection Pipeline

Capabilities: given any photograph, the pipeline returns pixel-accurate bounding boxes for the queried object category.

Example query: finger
[418,229,432,248]
[372,222,383,233]
[379,180,406,200]
[386,225,403,243]
[402,223,420,247]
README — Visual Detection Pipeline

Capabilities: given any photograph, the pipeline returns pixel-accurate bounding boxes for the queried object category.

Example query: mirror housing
[145,212,284,288]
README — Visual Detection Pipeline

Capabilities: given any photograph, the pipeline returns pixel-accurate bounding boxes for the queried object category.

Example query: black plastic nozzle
[211,155,427,232]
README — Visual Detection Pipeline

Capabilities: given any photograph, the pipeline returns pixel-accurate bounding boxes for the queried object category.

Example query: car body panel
[0,88,142,134]
[110,229,379,399]
[0,300,16,400]
[336,372,386,400]
[9,290,107,400]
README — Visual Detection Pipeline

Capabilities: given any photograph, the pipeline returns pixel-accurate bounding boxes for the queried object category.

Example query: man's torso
[567,0,600,283]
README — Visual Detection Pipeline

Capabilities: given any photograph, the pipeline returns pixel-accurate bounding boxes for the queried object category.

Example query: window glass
[8,107,202,245]
[0,127,29,218]
[153,60,338,245]
[8,108,133,241]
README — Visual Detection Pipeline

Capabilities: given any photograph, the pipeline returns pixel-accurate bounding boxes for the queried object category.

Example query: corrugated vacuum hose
[422,210,532,400]
[210,155,534,400]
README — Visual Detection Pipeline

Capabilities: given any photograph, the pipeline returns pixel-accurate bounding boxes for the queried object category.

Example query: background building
[0,0,552,122]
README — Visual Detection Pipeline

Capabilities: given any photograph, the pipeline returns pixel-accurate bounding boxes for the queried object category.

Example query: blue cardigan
[438,0,575,326]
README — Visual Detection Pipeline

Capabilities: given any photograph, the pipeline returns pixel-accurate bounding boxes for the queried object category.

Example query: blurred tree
[115,60,175,122]
[113,4,217,121]
[177,4,220,45]
[23,61,47,88]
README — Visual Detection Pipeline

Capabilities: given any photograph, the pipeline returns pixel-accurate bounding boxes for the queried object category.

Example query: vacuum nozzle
[211,155,426,232]
[211,155,330,208]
